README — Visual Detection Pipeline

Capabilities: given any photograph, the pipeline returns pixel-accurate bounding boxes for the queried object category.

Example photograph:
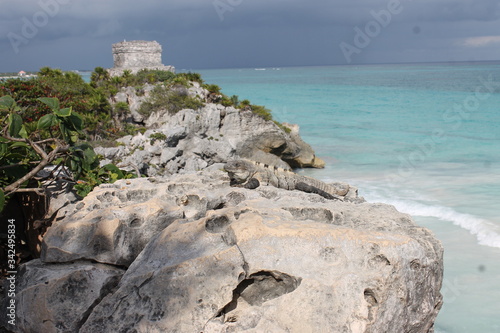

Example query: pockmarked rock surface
[16,170,444,333]
[41,172,227,266]
[0,260,123,333]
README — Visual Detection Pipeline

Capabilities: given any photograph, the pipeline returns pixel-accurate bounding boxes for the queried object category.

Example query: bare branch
[3,126,49,160]
[33,138,58,145]
[0,162,24,170]
[3,143,69,196]
[9,188,45,195]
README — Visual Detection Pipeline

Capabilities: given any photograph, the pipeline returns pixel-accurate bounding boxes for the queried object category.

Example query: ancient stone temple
[108,40,175,76]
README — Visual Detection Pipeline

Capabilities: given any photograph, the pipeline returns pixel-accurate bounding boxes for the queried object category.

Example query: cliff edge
[2,170,443,332]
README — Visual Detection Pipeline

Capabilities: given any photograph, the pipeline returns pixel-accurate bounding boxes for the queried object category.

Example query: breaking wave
[364,191,500,249]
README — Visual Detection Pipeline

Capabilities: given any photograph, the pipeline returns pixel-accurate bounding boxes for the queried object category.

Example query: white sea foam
[317,176,500,248]
[363,190,500,249]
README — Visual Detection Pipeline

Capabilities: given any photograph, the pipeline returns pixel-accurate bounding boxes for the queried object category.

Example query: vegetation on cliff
[0,66,294,278]
[0,67,290,212]
[0,95,134,207]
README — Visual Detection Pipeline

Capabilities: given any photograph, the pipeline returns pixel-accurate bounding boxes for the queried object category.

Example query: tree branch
[8,188,45,195]
[0,162,24,170]
[3,142,69,196]
[33,138,58,145]
[3,126,49,160]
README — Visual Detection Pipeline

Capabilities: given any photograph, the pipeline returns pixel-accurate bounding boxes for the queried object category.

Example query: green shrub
[250,105,273,121]
[220,96,234,107]
[239,99,251,108]
[114,101,129,114]
[178,72,204,84]
[135,86,145,96]
[118,123,145,137]
[138,101,155,117]
[38,67,63,78]
[90,67,110,88]
[138,85,203,117]
[1,68,114,141]
[203,84,221,94]
[0,96,134,210]
[275,121,292,134]
[135,69,176,84]
[149,132,167,145]
[230,95,239,107]
[171,76,190,87]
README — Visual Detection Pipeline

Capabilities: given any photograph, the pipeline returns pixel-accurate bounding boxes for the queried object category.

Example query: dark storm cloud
[418,0,500,22]
[1,0,499,72]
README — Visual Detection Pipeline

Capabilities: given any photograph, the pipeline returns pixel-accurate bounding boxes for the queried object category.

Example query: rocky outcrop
[113,84,156,123]
[2,171,443,332]
[2,260,123,333]
[97,91,325,177]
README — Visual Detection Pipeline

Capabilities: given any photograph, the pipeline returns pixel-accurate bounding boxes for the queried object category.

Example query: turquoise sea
[194,63,500,333]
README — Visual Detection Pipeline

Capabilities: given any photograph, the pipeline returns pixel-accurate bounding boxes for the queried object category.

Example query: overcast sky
[1,0,500,72]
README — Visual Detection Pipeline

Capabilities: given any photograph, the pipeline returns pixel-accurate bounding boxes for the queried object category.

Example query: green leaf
[74,183,92,198]
[0,96,21,113]
[0,96,16,111]
[54,107,72,117]
[59,124,72,143]
[0,96,16,110]
[0,190,5,212]
[0,143,7,157]
[102,163,122,173]
[37,114,58,130]
[73,142,93,152]
[10,141,29,149]
[102,164,124,179]
[38,97,60,111]
[67,113,83,132]
[69,159,79,173]
[8,113,23,138]
[81,148,97,170]
[19,125,28,139]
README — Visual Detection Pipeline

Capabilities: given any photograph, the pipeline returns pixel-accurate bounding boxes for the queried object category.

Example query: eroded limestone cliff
[2,171,443,332]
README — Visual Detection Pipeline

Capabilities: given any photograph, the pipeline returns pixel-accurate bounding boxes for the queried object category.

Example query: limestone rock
[40,173,230,266]
[282,122,325,168]
[188,81,209,100]
[77,173,442,332]
[33,171,442,332]
[113,84,156,122]
[98,104,324,177]
[0,260,123,333]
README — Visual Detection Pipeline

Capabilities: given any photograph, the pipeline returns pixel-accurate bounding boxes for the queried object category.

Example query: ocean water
[195,63,500,333]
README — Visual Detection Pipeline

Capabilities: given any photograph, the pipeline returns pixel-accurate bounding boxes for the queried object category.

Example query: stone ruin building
[108,40,175,77]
